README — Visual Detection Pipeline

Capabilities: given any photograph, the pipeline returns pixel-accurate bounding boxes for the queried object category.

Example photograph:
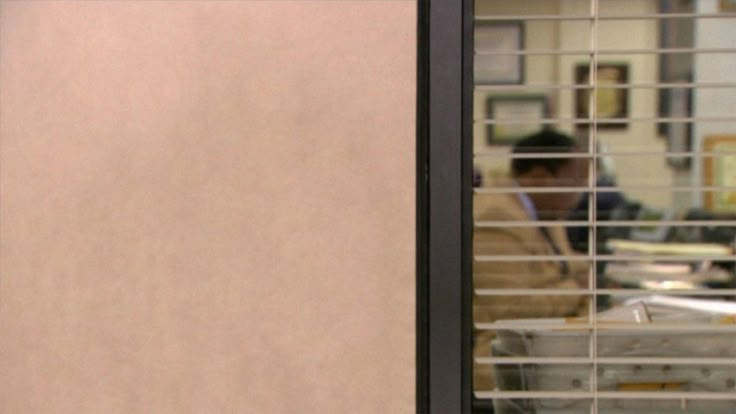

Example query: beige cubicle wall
[0,1,416,413]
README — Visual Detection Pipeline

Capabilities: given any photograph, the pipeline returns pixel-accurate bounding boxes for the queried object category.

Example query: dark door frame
[416,0,473,413]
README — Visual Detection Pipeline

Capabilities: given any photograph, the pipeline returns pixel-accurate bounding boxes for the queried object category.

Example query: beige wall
[0,1,416,413]
[558,0,671,209]
[693,0,736,208]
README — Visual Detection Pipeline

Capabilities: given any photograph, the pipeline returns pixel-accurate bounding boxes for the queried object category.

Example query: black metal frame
[417,0,473,413]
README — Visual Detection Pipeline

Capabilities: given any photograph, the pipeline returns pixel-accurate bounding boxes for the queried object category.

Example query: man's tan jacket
[473,181,588,391]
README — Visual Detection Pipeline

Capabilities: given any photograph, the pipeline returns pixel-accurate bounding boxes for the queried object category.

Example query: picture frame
[574,62,629,129]
[721,0,736,12]
[703,135,736,212]
[486,95,548,145]
[474,21,524,85]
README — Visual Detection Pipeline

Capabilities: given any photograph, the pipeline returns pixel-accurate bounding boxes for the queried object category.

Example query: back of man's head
[511,129,579,177]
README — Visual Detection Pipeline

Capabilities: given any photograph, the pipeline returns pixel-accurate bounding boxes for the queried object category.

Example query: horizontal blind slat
[475,391,736,400]
[475,322,736,332]
[475,220,736,227]
[475,47,736,56]
[474,288,736,296]
[475,81,736,91]
[475,116,735,124]
[475,185,736,193]
[474,151,736,159]
[475,13,736,21]
[475,254,736,262]
[477,357,736,365]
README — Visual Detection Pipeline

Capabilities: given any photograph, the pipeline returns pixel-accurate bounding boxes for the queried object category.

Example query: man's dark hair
[511,129,579,176]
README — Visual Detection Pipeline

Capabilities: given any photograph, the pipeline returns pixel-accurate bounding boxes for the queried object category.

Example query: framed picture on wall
[486,95,548,145]
[721,0,736,12]
[474,21,524,84]
[703,135,736,212]
[574,62,629,129]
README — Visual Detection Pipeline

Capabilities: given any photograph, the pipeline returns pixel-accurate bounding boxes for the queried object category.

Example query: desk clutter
[489,237,736,413]
[604,239,734,290]
[489,297,736,414]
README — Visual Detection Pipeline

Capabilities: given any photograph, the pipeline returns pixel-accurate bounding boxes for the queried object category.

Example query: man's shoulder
[474,195,520,219]
[473,181,529,221]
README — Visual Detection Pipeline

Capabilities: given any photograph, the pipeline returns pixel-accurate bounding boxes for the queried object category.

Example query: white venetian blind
[472,0,736,413]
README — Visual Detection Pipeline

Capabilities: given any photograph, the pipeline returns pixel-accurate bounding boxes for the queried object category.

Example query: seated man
[473,130,590,392]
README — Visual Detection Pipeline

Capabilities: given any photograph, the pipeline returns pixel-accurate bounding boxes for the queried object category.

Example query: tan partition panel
[0,1,416,412]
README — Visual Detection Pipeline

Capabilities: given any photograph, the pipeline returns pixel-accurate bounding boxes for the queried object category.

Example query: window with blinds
[471,0,736,413]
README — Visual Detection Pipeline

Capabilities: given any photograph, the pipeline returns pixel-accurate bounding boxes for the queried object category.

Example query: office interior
[473,0,736,412]
[474,0,736,265]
